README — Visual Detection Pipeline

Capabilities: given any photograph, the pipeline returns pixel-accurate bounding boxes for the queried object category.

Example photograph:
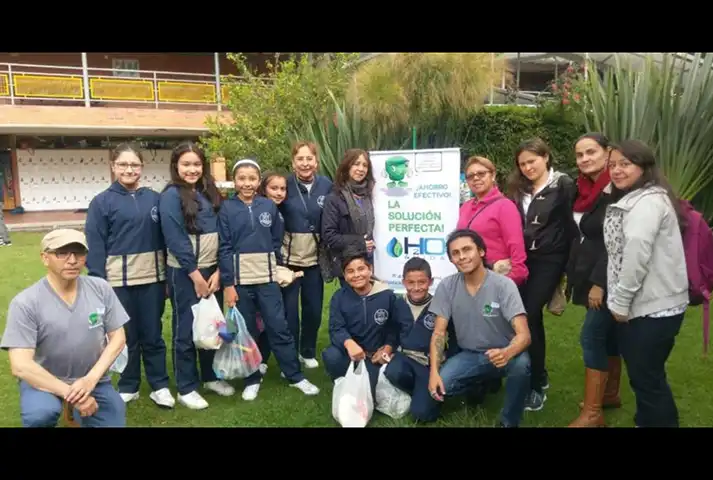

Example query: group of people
[0,133,693,428]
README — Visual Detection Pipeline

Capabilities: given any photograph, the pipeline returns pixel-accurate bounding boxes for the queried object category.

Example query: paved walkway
[5,211,86,232]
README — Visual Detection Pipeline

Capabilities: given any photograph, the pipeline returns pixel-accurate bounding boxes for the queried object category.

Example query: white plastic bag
[375,364,411,419]
[331,360,374,428]
[212,307,263,380]
[109,344,129,374]
[191,294,224,350]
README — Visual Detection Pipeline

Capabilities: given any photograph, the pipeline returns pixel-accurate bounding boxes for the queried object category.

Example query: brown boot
[602,356,622,408]
[578,357,623,409]
[569,368,608,427]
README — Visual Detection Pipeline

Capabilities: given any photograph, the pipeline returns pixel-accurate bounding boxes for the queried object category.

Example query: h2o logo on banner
[386,237,447,258]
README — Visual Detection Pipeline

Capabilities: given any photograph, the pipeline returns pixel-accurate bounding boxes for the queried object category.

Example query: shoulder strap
[293,176,320,244]
[466,197,505,230]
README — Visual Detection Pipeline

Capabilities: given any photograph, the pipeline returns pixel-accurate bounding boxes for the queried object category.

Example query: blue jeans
[581,306,619,371]
[19,379,126,427]
[423,349,531,427]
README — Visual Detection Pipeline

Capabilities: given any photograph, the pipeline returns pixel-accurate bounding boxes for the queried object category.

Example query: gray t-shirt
[429,270,526,351]
[1,275,130,383]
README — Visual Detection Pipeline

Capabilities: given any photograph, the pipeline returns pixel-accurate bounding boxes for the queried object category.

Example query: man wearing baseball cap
[1,228,129,427]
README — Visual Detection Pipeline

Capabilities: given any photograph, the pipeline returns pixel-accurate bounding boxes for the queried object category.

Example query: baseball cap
[41,229,88,251]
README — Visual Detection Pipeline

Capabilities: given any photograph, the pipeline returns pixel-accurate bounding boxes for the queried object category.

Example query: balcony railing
[0,62,255,110]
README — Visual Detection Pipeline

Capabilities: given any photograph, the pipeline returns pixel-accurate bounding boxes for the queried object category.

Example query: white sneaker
[204,380,235,396]
[119,392,140,403]
[177,391,209,410]
[259,363,268,375]
[149,388,175,408]
[290,379,320,396]
[242,383,261,401]
[299,355,319,369]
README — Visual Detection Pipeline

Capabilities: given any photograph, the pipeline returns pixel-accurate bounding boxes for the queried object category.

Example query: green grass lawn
[1,231,711,427]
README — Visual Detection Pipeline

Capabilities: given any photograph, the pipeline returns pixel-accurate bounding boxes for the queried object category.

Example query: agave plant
[287,89,385,180]
[581,53,713,209]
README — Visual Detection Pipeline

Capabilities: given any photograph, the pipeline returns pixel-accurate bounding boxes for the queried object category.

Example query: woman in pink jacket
[457,156,529,286]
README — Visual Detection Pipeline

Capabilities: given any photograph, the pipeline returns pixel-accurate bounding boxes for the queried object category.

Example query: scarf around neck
[574,168,611,213]
[342,180,374,238]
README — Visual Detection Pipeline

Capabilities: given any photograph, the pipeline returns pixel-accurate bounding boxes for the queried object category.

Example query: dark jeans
[282,265,324,359]
[383,352,438,422]
[235,283,304,385]
[322,344,381,400]
[167,265,220,396]
[581,306,619,371]
[617,312,684,427]
[419,349,531,427]
[520,254,567,392]
[114,282,170,393]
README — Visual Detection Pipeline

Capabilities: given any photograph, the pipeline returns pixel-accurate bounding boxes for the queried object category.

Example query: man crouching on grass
[1,229,128,427]
[425,229,532,427]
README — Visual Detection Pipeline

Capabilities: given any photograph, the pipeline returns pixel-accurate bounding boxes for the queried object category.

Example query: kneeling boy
[322,249,412,399]
[382,257,444,422]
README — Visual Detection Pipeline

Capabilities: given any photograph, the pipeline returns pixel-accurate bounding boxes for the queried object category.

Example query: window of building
[112,58,140,78]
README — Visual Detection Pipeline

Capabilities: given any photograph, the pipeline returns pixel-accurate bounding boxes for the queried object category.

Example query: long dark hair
[609,139,686,231]
[507,137,552,201]
[164,141,222,234]
[333,148,375,194]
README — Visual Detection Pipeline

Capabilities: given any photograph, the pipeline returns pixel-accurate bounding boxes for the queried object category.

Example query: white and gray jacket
[603,184,689,319]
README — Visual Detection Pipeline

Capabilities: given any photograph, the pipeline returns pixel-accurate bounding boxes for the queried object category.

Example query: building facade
[0,52,279,212]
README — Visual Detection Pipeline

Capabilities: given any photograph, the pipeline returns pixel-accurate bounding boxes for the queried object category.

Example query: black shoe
[541,371,550,390]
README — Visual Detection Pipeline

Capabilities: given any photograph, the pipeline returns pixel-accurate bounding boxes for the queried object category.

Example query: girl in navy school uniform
[85,143,173,409]
[254,171,304,375]
[218,159,319,401]
[159,141,234,410]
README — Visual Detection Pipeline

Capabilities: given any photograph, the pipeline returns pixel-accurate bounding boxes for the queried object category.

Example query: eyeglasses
[465,171,491,181]
[47,250,87,260]
[114,162,143,171]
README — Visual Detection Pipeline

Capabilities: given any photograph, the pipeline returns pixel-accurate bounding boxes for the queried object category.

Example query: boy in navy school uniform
[321,248,413,400]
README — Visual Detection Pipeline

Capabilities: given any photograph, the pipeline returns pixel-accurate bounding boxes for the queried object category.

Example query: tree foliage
[580,52,713,204]
[347,53,509,138]
[201,52,361,172]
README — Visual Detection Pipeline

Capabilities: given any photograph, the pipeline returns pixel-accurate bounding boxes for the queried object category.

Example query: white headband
[232,159,261,174]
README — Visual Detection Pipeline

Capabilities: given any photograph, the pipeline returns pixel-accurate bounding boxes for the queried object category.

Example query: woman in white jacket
[603,139,688,428]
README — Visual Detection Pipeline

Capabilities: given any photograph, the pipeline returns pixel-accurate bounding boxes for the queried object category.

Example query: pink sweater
[456,186,529,285]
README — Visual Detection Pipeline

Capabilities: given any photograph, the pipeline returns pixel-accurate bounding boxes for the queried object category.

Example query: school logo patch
[150,206,159,223]
[374,308,389,325]
[317,195,325,208]
[423,313,436,331]
[482,301,500,318]
[278,211,284,223]
[88,307,105,329]
[259,212,272,227]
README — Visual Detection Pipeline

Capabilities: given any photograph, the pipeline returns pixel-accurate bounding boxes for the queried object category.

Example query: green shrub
[458,105,586,179]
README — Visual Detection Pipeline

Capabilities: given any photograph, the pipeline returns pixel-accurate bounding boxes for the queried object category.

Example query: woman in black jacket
[566,133,621,427]
[507,137,578,413]
[321,149,376,286]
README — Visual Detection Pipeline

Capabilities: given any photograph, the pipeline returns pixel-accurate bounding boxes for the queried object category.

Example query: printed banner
[370,148,461,294]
